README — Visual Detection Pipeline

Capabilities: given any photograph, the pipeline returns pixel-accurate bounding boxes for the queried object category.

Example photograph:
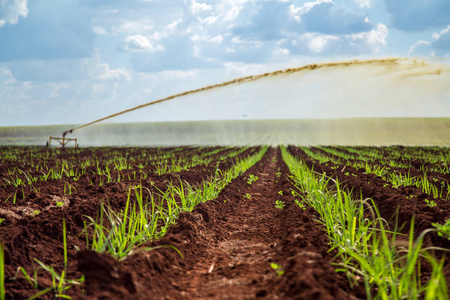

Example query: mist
[6,57,449,147]
[85,57,450,126]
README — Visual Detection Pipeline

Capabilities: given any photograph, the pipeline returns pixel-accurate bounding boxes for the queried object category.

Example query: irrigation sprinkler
[47,130,77,148]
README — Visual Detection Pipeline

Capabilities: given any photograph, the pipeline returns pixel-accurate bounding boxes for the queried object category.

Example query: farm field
[1,118,450,146]
[1,145,450,299]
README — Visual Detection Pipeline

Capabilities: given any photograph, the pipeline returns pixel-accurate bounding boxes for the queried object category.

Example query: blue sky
[0,0,449,126]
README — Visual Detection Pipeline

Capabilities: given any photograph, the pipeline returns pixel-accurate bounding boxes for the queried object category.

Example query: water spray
[49,57,447,147]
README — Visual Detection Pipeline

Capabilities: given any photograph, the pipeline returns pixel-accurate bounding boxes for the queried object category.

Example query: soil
[1,145,447,299]
[287,145,450,283]
[77,147,361,299]
[0,146,363,299]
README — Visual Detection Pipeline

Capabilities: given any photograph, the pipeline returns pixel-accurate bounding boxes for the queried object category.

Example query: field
[1,144,450,299]
[2,118,450,146]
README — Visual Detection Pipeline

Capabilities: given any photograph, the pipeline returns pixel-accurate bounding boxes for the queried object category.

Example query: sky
[0,0,449,126]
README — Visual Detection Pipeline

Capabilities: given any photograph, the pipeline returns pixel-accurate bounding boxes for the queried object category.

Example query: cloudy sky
[0,0,449,126]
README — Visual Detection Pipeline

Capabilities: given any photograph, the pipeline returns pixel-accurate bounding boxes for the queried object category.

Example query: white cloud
[210,35,224,43]
[112,20,154,35]
[409,25,450,57]
[120,34,164,52]
[433,26,450,41]
[274,47,290,56]
[294,33,338,53]
[354,0,371,9]
[432,25,450,57]
[0,0,28,26]
[191,34,223,43]
[167,18,182,31]
[287,23,387,55]
[200,15,219,25]
[189,0,212,14]
[408,40,432,56]
[93,27,108,35]
[355,23,388,52]
[289,0,333,22]
[91,63,131,82]
[0,67,15,85]
[125,0,384,72]
[222,1,247,22]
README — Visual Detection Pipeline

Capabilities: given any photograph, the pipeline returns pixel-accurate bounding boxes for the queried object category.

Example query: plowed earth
[1,147,362,299]
[287,146,450,283]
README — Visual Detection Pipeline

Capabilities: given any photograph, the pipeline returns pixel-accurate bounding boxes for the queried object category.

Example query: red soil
[4,145,444,298]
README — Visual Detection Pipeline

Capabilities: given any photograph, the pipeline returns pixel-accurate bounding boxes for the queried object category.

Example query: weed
[425,199,437,208]
[14,219,84,299]
[275,200,285,210]
[270,262,284,277]
[294,199,306,210]
[243,193,252,200]
[247,174,258,185]
[433,220,450,239]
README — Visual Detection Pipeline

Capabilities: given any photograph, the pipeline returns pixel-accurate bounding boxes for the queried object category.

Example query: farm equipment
[47,130,78,147]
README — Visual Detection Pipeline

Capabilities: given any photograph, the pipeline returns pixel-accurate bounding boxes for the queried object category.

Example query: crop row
[0,146,253,206]
[1,145,450,299]
[282,146,448,299]
[323,146,450,173]
[300,146,450,200]
[1,146,265,299]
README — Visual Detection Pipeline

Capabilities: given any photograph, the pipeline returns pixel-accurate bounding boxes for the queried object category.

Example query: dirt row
[0,146,238,194]
[287,145,450,282]
[2,146,366,299]
[0,147,257,221]
[1,147,259,299]
[308,146,450,199]
[77,147,362,299]
[7,144,447,299]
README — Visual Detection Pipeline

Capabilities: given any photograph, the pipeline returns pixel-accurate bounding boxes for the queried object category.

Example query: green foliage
[281,145,448,299]
[425,199,437,208]
[243,193,252,200]
[85,146,268,259]
[247,174,258,185]
[433,219,450,239]
[270,262,284,277]
[275,200,285,210]
[13,219,83,299]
